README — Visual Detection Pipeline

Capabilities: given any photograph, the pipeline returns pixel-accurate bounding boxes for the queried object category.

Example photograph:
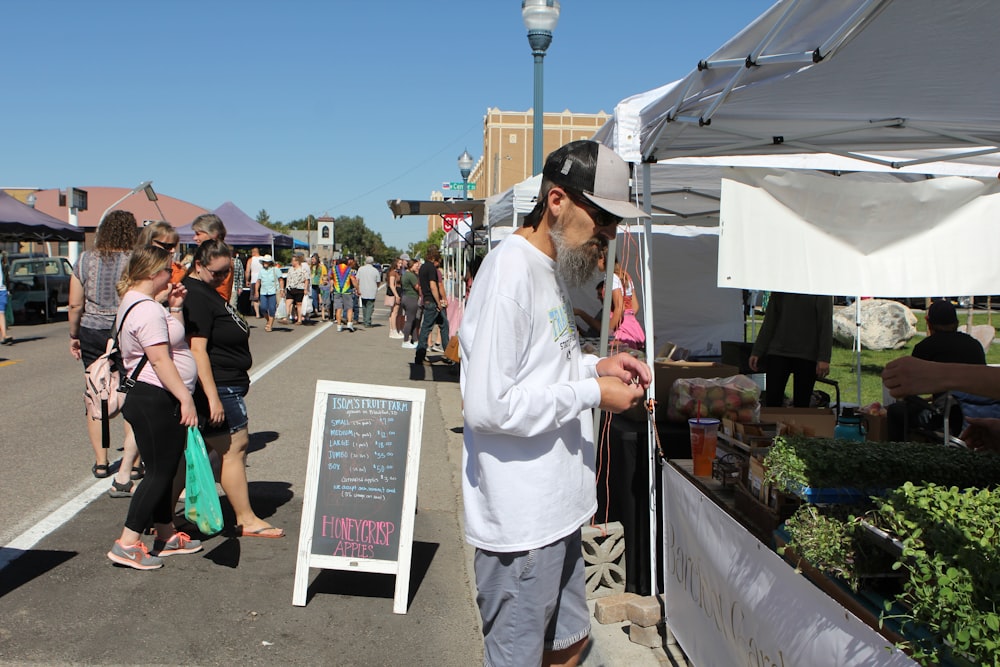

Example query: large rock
[832,299,917,350]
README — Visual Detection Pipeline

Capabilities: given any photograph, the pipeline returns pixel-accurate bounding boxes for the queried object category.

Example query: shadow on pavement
[243,481,294,522]
[0,548,77,599]
[202,535,242,569]
[408,360,459,383]
[305,540,439,607]
[248,430,280,455]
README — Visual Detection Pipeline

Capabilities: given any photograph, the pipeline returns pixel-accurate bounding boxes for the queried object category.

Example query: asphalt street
[0,300,664,667]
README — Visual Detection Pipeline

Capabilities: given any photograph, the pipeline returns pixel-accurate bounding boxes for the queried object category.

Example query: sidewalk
[0,310,668,666]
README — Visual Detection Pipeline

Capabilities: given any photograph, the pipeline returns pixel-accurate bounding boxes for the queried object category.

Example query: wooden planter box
[733,482,799,545]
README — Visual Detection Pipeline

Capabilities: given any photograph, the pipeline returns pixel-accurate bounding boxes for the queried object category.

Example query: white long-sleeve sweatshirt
[459,234,601,552]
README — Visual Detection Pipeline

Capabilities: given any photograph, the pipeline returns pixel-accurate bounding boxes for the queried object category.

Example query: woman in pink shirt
[106,246,202,570]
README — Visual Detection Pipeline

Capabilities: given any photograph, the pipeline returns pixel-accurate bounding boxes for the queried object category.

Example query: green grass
[747,310,1000,407]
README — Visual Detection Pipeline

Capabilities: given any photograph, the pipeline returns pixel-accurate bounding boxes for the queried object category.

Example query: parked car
[8,255,73,318]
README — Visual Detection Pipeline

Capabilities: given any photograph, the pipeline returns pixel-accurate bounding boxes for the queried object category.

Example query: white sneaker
[430,344,444,353]
[337,324,343,332]
[389,331,403,339]
[401,341,417,349]
[346,322,355,331]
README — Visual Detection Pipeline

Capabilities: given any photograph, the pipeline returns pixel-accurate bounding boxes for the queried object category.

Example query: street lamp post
[522,0,560,176]
[457,149,475,299]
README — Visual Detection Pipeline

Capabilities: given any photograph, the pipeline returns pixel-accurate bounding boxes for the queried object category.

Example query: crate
[734,482,800,545]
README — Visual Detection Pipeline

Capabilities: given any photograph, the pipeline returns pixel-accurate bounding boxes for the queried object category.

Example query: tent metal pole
[855,297,862,407]
[639,161,659,600]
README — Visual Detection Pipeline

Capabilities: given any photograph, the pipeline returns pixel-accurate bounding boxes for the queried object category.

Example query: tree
[409,228,445,260]
[256,209,271,226]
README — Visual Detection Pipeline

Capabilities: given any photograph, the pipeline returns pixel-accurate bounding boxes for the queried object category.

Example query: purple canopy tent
[175,201,294,255]
[0,191,85,242]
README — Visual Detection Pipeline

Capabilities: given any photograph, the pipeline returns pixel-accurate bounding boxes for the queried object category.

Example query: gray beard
[550,225,603,287]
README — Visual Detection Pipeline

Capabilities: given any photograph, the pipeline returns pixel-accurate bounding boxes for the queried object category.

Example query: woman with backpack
[68,210,142,492]
[107,245,201,570]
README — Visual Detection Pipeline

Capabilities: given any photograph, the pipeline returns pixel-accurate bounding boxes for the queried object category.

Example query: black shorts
[79,326,118,369]
[287,288,305,304]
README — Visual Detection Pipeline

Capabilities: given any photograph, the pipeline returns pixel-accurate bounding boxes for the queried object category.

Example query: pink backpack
[83,301,149,449]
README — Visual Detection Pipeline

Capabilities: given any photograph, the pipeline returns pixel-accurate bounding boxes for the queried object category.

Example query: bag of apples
[667,375,761,423]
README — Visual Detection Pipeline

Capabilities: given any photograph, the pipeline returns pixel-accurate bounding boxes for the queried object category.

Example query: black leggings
[121,382,187,533]
[764,354,817,408]
[401,295,422,343]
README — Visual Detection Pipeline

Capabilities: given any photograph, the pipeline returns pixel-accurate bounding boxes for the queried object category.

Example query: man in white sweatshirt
[459,140,651,667]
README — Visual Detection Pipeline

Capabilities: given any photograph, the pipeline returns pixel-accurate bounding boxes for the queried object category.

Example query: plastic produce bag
[667,374,761,423]
[275,297,288,320]
[301,291,313,316]
[184,426,224,535]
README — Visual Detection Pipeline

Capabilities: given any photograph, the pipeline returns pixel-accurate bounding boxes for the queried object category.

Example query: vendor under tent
[175,201,294,255]
[592,1,1000,664]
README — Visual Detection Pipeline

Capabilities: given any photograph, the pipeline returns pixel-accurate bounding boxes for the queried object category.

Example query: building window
[321,226,330,239]
[509,134,517,144]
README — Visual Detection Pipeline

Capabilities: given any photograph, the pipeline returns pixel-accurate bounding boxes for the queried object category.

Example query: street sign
[445,182,476,191]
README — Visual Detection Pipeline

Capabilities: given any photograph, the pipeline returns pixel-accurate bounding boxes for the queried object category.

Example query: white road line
[0,321,332,573]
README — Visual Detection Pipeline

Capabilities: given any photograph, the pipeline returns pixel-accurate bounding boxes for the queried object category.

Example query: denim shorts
[474,530,590,666]
[196,384,249,435]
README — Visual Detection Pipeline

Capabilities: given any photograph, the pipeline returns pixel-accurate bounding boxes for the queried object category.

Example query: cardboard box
[653,361,740,421]
[759,407,836,438]
[747,456,769,503]
[863,413,888,442]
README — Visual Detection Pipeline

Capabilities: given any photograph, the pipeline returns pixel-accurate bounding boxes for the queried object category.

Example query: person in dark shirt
[414,246,451,365]
[183,239,284,538]
[749,292,833,407]
[887,300,986,440]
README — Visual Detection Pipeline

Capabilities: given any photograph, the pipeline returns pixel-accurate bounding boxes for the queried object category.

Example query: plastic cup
[688,417,720,477]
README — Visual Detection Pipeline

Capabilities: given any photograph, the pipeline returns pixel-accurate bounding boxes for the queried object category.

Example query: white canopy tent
[592,2,1000,662]
[608,0,1000,166]
[485,170,744,357]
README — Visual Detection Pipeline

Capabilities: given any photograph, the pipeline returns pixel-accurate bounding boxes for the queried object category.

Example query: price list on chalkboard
[311,394,412,562]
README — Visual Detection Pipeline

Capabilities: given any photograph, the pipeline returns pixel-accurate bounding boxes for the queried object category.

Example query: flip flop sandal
[92,463,111,479]
[131,464,145,480]
[238,525,285,539]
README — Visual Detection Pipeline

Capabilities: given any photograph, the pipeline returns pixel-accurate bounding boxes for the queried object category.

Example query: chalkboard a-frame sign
[293,380,425,613]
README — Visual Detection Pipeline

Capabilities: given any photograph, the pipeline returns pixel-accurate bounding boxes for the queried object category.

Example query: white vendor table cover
[661,464,916,666]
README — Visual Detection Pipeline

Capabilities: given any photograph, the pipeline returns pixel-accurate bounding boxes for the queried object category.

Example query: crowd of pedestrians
[62,211,291,570]
[56,198,466,571]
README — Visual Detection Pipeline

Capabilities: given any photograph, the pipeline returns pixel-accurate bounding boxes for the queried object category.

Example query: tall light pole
[457,149,474,201]
[522,0,560,176]
[457,149,475,298]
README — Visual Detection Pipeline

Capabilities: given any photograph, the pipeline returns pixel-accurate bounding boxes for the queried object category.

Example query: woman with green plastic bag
[107,246,203,570]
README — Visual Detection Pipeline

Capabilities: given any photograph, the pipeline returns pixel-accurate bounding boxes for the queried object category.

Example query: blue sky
[3,0,772,251]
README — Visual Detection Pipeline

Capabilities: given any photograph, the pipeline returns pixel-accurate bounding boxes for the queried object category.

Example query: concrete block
[593,592,640,625]
[629,621,665,648]
[629,595,664,627]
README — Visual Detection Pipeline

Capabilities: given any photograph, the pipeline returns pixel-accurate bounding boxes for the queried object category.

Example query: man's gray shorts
[332,292,354,312]
[474,530,590,667]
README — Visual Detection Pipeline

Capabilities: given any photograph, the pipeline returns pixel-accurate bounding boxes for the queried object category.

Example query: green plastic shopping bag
[184,426,224,535]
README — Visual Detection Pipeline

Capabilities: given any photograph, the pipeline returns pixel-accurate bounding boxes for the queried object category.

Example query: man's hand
[882,356,946,398]
[960,417,1000,453]
[816,361,830,378]
[748,355,760,372]
[597,377,646,413]
[595,353,651,413]
[596,353,651,389]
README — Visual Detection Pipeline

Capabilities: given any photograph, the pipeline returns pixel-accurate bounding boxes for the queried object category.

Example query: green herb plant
[878,483,1000,666]
[780,505,862,591]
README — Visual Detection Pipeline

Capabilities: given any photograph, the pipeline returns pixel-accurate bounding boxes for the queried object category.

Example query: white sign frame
[292,380,426,614]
